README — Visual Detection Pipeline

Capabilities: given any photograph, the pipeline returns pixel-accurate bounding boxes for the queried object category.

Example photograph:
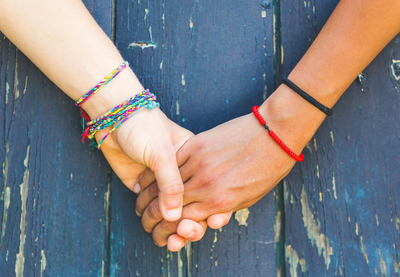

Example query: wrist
[258,84,327,155]
[81,67,144,119]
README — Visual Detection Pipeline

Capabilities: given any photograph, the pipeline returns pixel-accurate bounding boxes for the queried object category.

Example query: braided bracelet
[252,106,304,162]
[75,61,129,107]
[81,90,159,149]
[282,77,333,116]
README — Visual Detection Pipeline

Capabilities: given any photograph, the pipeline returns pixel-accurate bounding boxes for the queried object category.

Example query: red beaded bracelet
[252,106,304,162]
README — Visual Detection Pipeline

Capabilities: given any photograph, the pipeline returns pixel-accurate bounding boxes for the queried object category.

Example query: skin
[0,0,193,222]
[136,0,400,251]
[1,0,400,253]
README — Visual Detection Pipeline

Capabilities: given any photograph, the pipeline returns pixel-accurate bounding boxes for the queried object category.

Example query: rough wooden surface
[282,1,400,276]
[110,0,276,276]
[1,0,399,276]
[0,1,111,276]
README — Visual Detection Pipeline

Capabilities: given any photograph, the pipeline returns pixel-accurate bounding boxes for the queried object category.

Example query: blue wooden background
[0,0,399,276]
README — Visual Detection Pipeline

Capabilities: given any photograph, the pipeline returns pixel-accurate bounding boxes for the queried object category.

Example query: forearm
[260,0,400,152]
[0,0,141,119]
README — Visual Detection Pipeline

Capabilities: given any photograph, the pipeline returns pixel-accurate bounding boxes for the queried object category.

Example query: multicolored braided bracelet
[81,90,159,149]
[75,61,129,107]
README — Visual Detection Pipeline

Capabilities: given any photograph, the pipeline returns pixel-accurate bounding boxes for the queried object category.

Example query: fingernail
[184,231,195,239]
[165,208,181,220]
[133,183,141,194]
[135,209,142,217]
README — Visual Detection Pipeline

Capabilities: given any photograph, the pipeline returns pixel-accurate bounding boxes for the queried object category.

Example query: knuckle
[149,183,159,198]
[152,233,167,247]
[147,201,162,220]
[161,220,178,234]
[198,173,219,189]
[208,196,233,214]
[161,182,184,197]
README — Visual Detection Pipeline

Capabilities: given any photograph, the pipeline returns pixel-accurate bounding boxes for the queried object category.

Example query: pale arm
[0,0,192,221]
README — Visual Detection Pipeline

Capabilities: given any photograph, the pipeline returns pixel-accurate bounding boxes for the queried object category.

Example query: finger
[206,211,233,229]
[176,137,193,167]
[153,147,184,221]
[152,218,207,247]
[135,168,156,194]
[142,201,209,235]
[176,220,207,241]
[152,219,179,247]
[136,179,199,216]
[167,235,188,252]
[136,182,159,215]
[141,199,163,233]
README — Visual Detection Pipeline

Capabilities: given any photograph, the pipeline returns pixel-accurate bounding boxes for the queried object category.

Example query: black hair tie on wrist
[282,77,333,116]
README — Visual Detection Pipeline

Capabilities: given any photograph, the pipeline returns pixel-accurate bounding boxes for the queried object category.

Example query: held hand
[136,109,299,250]
[97,107,193,221]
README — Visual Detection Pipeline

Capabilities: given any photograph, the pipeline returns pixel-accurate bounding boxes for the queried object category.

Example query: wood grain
[282,1,400,276]
[111,0,276,276]
[0,1,112,276]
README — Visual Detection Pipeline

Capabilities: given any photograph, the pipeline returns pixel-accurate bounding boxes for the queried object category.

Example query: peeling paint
[376,214,379,226]
[235,208,250,227]
[176,100,180,116]
[185,242,192,277]
[14,51,20,102]
[144,9,149,20]
[189,17,193,29]
[299,259,306,273]
[357,72,366,92]
[355,222,359,235]
[281,45,284,64]
[1,142,10,249]
[391,60,400,80]
[313,138,317,151]
[22,76,28,95]
[305,141,312,154]
[177,250,183,277]
[6,82,9,104]
[149,26,153,42]
[181,74,186,86]
[316,164,320,179]
[301,186,332,269]
[330,131,334,146]
[286,245,300,277]
[128,41,157,49]
[262,10,267,18]
[331,173,337,200]
[360,236,368,264]
[392,254,400,275]
[213,231,218,243]
[378,249,387,277]
[15,145,30,277]
[41,249,47,277]
[160,60,163,70]
[275,210,281,243]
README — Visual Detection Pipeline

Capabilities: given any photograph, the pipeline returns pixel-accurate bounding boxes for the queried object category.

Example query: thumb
[153,147,184,221]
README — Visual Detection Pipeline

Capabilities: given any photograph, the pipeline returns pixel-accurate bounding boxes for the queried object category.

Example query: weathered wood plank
[281,1,400,276]
[112,0,276,276]
[0,1,112,275]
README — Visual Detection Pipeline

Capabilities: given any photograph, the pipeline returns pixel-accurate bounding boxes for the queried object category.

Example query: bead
[252,105,303,162]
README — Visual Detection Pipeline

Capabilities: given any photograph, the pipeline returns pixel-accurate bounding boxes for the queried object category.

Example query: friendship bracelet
[281,77,333,116]
[75,61,129,107]
[252,106,304,162]
[96,102,159,149]
[80,90,159,149]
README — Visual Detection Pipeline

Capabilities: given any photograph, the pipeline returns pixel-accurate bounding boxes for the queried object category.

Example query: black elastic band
[282,77,333,116]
